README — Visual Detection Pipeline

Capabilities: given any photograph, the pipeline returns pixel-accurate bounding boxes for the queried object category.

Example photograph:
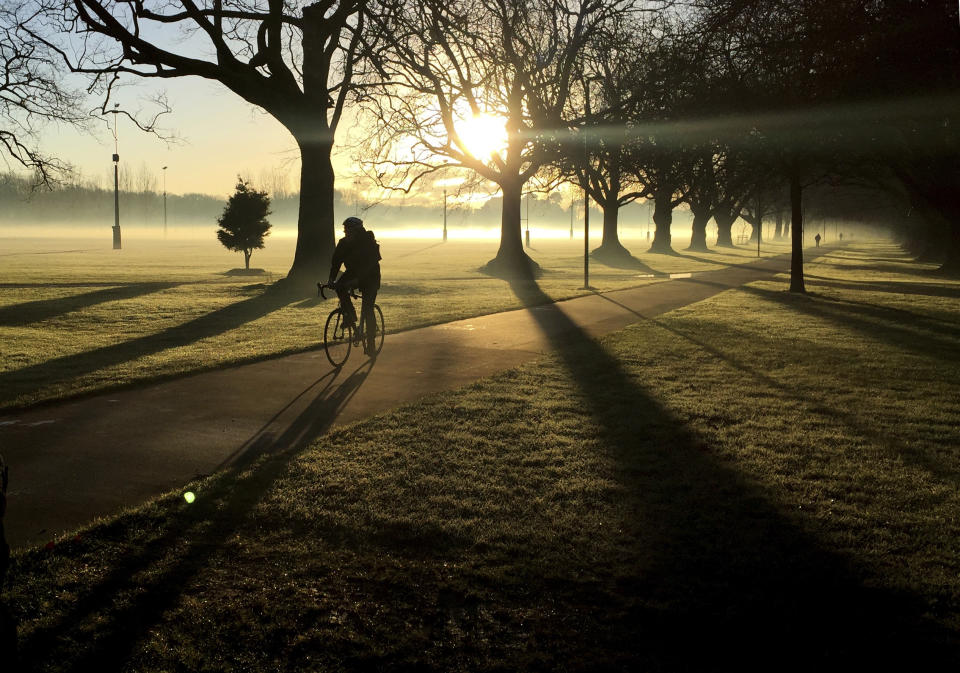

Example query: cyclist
[328,216,381,355]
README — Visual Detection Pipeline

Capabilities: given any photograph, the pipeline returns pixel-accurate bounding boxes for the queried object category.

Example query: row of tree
[3,1,958,288]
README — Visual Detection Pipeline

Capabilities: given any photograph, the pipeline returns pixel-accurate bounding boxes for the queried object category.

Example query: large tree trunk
[483,177,539,278]
[592,192,634,264]
[895,163,960,271]
[687,206,711,251]
[714,209,737,247]
[285,134,337,288]
[244,250,251,269]
[789,170,806,293]
[944,221,960,275]
[282,7,340,290]
[649,189,674,253]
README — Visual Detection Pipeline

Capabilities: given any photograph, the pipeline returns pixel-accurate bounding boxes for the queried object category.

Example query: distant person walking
[839,232,843,241]
[814,233,821,247]
[328,217,382,355]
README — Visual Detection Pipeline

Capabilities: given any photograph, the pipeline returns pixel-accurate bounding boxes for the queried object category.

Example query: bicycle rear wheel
[323,308,353,367]
[358,305,385,357]
[370,304,385,355]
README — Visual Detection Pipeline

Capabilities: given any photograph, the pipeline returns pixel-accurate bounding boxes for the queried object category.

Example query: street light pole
[757,193,761,258]
[110,104,121,250]
[581,79,596,290]
[162,165,168,238]
[524,192,530,248]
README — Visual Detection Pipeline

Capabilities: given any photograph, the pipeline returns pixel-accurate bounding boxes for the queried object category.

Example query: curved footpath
[0,252,811,549]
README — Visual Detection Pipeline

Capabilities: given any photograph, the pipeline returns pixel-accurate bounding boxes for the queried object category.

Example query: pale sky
[38,73,345,198]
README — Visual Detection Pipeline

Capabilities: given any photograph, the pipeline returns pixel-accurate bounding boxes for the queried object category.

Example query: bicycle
[317,282,385,367]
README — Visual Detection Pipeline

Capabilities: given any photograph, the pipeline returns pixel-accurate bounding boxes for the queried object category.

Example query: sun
[457,113,508,159]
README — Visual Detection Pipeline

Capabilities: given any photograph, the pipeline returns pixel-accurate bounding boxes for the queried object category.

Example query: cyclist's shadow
[235,360,376,466]
[16,360,377,672]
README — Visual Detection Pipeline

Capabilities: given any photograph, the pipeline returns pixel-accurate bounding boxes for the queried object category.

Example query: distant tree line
[0,170,297,229]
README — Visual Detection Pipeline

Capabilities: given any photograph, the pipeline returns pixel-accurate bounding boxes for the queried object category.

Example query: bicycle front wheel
[323,309,353,367]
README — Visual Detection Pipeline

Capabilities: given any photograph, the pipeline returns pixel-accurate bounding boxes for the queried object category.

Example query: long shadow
[0,249,99,258]
[0,282,181,327]
[594,290,960,489]
[0,286,300,403]
[804,275,960,301]
[738,283,960,360]
[679,246,833,274]
[504,278,959,669]
[590,248,665,275]
[395,241,446,259]
[16,361,375,672]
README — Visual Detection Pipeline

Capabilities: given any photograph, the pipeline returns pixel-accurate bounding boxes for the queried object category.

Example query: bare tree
[0,2,88,187]
[359,0,645,278]
[565,13,664,267]
[134,161,157,194]
[24,0,374,288]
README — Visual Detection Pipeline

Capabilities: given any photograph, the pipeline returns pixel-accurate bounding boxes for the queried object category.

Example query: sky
[40,74,324,198]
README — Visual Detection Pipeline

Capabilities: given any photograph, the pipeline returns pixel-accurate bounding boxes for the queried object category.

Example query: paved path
[1,254,797,549]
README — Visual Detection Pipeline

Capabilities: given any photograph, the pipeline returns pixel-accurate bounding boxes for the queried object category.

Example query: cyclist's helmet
[343,216,364,233]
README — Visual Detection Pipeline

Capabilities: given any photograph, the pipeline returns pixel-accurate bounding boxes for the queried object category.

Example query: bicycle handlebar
[317,282,361,300]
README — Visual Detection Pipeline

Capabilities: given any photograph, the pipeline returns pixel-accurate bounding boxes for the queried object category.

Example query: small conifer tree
[216,177,272,269]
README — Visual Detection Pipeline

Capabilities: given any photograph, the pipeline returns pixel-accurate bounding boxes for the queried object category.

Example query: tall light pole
[524,192,530,248]
[162,165,168,237]
[581,77,600,290]
[110,104,121,250]
[757,193,762,258]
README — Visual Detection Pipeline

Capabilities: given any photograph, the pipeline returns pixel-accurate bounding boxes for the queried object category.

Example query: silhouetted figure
[0,455,17,668]
[328,217,381,355]
[839,232,843,241]
[815,233,821,247]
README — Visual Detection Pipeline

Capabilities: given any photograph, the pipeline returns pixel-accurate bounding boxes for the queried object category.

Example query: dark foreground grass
[5,242,960,671]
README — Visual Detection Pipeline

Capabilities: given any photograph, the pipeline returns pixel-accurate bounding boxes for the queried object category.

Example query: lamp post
[110,104,121,249]
[757,193,761,258]
[162,165,168,237]
[581,76,600,290]
[524,192,530,248]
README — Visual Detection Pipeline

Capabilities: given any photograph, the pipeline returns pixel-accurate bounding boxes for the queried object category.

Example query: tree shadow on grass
[803,275,960,301]
[590,246,665,275]
[500,278,960,670]
[677,250,793,272]
[0,282,182,327]
[395,241,447,259]
[738,283,960,361]
[0,286,301,406]
[15,361,375,672]
[594,290,960,492]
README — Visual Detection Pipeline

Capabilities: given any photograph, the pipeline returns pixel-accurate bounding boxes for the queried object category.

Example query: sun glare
[458,113,508,159]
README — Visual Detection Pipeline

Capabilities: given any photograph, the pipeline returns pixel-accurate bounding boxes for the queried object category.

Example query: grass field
[0,233,790,410]
[4,239,960,671]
